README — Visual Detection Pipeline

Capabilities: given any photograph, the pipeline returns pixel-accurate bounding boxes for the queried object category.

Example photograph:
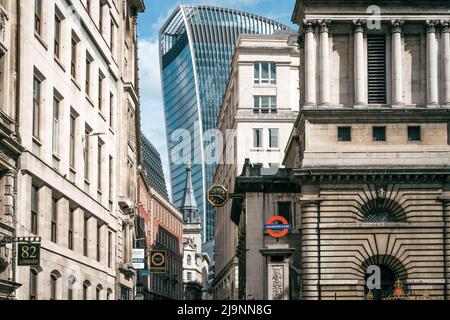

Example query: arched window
[29,269,38,300]
[187,254,192,266]
[68,276,76,300]
[96,284,103,300]
[107,288,113,300]
[364,265,396,300]
[50,274,57,300]
[361,199,406,222]
[83,280,91,300]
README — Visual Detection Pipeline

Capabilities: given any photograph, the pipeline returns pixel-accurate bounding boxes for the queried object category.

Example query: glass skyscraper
[159,5,290,241]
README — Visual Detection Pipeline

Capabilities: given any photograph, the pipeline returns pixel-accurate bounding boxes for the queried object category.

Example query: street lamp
[81,132,106,142]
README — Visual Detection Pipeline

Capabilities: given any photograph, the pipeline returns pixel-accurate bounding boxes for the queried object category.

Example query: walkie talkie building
[159,5,290,242]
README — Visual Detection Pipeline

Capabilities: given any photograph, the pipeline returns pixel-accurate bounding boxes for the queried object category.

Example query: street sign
[132,249,145,270]
[17,243,41,266]
[138,269,151,277]
[207,185,228,207]
[264,216,292,239]
[150,250,167,273]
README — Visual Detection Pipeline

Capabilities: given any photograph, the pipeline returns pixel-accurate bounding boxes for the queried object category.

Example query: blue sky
[137,0,297,196]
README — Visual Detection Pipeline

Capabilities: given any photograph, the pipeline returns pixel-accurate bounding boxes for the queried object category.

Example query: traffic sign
[150,250,167,273]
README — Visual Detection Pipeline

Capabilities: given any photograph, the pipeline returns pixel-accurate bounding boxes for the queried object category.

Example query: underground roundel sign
[207,185,228,207]
[264,216,292,238]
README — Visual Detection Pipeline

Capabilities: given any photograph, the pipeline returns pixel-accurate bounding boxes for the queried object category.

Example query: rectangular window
[338,127,352,142]
[109,156,113,202]
[269,128,279,148]
[69,114,76,169]
[85,55,92,97]
[127,106,135,148]
[110,21,115,54]
[254,96,277,114]
[68,208,74,250]
[83,215,88,257]
[54,13,62,59]
[51,197,57,243]
[367,35,387,104]
[97,140,103,191]
[84,126,91,181]
[52,96,60,155]
[97,223,101,262]
[34,0,42,35]
[71,35,78,79]
[253,129,263,148]
[98,72,104,112]
[254,62,276,84]
[109,93,114,128]
[31,185,39,234]
[408,126,421,141]
[108,231,112,268]
[33,76,41,139]
[278,202,292,224]
[373,126,386,142]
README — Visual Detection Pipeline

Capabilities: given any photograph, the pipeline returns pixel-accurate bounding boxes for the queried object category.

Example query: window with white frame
[254,62,276,84]
[254,96,277,114]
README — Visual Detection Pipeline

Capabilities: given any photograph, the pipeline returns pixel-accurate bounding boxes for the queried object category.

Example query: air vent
[367,35,387,104]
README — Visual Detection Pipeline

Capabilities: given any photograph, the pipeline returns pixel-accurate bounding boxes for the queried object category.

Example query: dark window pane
[373,127,386,141]
[408,126,421,141]
[278,202,291,224]
[338,127,351,142]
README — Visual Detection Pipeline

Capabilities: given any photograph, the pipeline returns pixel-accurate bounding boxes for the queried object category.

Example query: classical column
[304,20,317,107]
[391,20,404,107]
[426,20,439,106]
[319,20,331,106]
[442,21,450,106]
[353,20,366,107]
[56,198,70,248]
[73,208,85,254]
[37,185,52,240]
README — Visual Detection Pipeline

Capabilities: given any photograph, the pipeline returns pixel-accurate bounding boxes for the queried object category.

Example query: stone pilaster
[353,20,367,107]
[442,21,450,106]
[319,20,331,106]
[37,185,52,240]
[303,20,317,107]
[57,198,69,248]
[426,20,439,107]
[391,20,404,107]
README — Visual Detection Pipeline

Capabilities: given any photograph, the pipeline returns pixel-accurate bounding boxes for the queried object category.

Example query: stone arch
[360,198,406,222]
[361,255,408,300]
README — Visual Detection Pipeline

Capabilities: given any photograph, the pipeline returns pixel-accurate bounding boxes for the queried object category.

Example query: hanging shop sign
[264,216,292,239]
[17,242,41,266]
[207,185,228,207]
[132,249,146,270]
[149,250,167,273]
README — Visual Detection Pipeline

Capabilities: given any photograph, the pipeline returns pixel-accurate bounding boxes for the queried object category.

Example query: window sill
[32,136,42,146]
[54,57,66,73]
[267,148,280,152]
[109,127,115,135]
[52,153,61,161]
[98,111,106,122]
[250,148,264,152]
[34,32,48,50]
[71,77,81,91]
[86,96,95,108]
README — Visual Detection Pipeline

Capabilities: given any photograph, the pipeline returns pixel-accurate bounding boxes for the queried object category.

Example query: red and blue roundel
[264,216,292,238]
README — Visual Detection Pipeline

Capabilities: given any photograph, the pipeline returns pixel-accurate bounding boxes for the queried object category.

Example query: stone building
[180,165,210,300]
[137,169,184,300]
[212,33,299,300]
[230,0,450,300]
[0,0,24,300]
[11,0,144,300]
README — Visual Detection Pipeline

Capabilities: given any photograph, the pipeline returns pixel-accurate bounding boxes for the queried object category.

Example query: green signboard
[17,243,41,266]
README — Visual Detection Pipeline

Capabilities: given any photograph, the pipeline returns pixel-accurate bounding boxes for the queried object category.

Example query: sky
[137,0,297,197]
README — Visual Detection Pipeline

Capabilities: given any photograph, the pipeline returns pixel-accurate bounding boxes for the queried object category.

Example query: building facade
[212,33,299,300]
[159,5,291,242]
[137,169,184,300]
[11,0,144,300]
[140,133,168,200]
[230,0,450,300]
[180,165,210,300]
[0,0,24,300]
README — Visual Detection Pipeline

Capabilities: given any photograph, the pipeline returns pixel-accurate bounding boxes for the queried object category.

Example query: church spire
[180,164,199,223]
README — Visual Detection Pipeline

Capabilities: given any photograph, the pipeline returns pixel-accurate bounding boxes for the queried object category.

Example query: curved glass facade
[159,5,290,241]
